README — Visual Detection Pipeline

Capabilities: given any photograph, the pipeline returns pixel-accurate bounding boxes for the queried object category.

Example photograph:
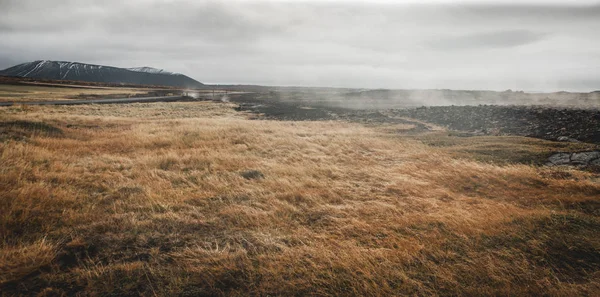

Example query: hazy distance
[1,0,599,92]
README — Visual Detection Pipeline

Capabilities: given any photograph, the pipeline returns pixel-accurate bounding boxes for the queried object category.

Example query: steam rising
[258,87,600,110]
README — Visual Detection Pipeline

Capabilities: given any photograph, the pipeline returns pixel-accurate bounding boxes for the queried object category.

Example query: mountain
[0,60,204,88]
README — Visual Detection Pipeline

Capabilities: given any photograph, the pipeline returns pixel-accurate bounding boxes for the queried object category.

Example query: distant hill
[0,60,204,88]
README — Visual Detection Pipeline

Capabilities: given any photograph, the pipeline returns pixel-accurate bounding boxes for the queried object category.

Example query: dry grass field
[0,84,148,102]
[1,100,599,296]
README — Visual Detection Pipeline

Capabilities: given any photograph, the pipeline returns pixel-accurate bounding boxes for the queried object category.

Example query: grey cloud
[99,2,280,43]
[427,30,549,50]
[0,0,599,91]
[462,3,600,20]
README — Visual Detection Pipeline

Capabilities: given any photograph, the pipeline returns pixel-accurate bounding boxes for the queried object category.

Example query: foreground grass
[1,102,599,296]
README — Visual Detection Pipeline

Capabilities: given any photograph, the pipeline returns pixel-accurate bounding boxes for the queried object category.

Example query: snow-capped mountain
[0,60,204,88]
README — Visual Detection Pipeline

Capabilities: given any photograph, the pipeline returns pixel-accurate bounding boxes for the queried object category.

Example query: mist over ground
[221,86,600,109]
[1,0,599,92]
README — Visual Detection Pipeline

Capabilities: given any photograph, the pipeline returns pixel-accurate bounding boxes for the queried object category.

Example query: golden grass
[0,84,147,102]
[0,238,56,284]
[0,101,599,296]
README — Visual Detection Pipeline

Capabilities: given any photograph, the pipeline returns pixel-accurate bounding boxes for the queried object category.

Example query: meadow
[1,98,599,296]
[0,84,147,103]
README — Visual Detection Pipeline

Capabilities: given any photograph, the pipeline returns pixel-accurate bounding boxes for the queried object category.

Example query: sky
[0,0,599,91]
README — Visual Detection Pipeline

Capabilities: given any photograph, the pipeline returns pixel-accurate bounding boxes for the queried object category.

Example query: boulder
[571,152,600,164]
[547,153,571,165]
[557,136,581,143]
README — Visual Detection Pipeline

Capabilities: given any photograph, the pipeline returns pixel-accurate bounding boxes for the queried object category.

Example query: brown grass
[0,101,599,296]
[0,84,147,102]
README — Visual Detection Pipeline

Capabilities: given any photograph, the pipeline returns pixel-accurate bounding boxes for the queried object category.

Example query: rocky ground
[392,105,600,144]
[546,151,600,168]
[391,105,600,169]
[232,93,600,170]
[233,94,600,144]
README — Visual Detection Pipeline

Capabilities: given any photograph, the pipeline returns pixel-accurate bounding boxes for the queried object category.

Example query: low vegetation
[1,100,599,296]
[0,84,146,102]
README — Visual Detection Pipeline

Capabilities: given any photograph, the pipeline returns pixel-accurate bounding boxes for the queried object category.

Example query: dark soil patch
[240,170,264,180]
[482,214,600,282]
[67,90,177,100]
[0,120,63,141]
[231,92,430,132]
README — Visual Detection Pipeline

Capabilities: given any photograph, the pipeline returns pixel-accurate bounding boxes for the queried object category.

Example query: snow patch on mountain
[128,67,180,76]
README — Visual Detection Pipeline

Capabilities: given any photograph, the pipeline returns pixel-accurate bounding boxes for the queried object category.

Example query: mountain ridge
[0,60,203,88]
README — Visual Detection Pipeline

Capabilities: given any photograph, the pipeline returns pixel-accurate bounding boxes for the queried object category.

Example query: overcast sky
[1,0,599,91]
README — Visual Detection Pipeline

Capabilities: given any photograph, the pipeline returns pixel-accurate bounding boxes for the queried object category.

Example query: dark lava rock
[557,136,581,143]
[392,105,600,144]
[546,151,600,167]
[547,153,572,166]
[571,152,600,164]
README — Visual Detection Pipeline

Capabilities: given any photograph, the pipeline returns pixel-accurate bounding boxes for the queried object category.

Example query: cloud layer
[1,0,599,91]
